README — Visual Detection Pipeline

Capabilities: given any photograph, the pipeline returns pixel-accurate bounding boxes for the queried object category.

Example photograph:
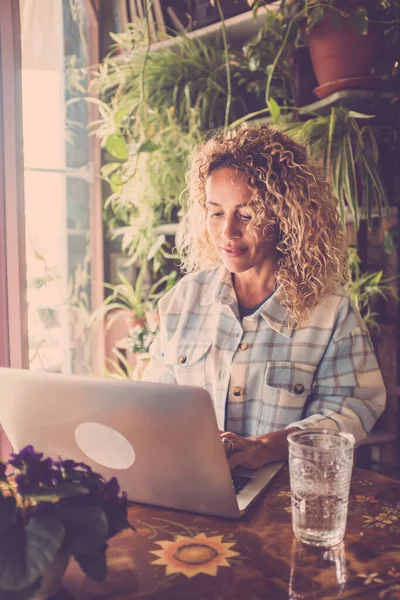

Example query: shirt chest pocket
[258,361,316,432]
[265,361,315,401]
[163,339,212,388]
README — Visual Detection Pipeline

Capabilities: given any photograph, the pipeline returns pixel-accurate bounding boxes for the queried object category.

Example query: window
[19,0,103,374]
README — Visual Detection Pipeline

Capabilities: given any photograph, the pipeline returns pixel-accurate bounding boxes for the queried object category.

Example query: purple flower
[9,445,43,469]
[0,462,7,481]
[26,457,58,487]
[10,447,63,493]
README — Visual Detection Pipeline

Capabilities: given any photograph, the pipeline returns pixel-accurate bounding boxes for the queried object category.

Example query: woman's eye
[239,213,252,221]
[210,212,224,218]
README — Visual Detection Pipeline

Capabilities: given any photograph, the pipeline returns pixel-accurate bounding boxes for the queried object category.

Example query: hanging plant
[285,107,392,229]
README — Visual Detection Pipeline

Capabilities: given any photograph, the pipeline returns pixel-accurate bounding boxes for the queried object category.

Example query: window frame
[0,0,29,371]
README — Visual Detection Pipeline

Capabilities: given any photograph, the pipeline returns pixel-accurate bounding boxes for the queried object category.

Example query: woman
[143,125,386,469]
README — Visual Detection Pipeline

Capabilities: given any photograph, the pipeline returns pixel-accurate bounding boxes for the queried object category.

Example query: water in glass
[288,430,355,547]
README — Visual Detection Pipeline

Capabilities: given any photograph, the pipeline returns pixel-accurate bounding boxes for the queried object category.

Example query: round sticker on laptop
[75,422,135,470]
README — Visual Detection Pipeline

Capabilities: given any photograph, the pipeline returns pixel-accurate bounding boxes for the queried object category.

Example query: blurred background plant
[284,107,393,229]
[346,246,398,330]
[119,323,159,355]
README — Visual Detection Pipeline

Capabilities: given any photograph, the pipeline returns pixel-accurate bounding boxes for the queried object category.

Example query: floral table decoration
[0,445,134,599]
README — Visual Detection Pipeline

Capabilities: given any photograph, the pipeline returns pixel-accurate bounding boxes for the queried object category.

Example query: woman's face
[205,167,278,275]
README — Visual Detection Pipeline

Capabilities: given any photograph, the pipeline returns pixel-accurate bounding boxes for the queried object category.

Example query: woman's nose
[221,217,241,240]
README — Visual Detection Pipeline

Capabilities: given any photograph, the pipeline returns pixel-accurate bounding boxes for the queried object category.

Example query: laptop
[0,367,283,519]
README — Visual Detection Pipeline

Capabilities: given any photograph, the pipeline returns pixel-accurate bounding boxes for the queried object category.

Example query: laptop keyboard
[232,474,252,495]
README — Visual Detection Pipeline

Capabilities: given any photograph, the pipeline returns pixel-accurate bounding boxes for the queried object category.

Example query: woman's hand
[220,428,299,470]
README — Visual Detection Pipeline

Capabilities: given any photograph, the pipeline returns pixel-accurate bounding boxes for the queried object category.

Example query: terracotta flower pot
[306,5,379,95]
[34,553,70,600]
[126,313,146,331]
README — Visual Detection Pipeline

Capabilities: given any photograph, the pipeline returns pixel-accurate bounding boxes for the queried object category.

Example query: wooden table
[62,467,400,599]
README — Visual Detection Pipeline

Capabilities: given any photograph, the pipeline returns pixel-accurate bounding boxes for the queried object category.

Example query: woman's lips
[220,247,247,258]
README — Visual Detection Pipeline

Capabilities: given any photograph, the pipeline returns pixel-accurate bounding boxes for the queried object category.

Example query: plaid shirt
[143,266,386,444]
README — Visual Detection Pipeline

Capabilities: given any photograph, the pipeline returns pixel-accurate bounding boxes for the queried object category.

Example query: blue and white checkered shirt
[143,266,386,444]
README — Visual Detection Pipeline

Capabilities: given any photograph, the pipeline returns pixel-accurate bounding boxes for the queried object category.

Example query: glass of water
[287,429,355,547]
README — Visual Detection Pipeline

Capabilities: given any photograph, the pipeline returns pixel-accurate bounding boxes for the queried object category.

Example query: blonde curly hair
[179,125,348,326]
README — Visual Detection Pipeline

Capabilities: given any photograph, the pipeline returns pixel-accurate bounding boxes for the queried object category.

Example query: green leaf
[267,97,281,123]
[326,107,336,175]
[335,145,347,226]
[110,172,123,193]
[344,135,359,229]
[147,235,166,261]
[347,111,375,119]
[384,227,400,254]
[306,6,324,33]
[105,134,129,160]
[136,140,160,153]
[114,108,128,127]
[75,549,107,583]
[0,518,64,591]
[56,505,108,557]
[348,7,368,35]
[101,162,121,178]
[0,496,18,532]
[23,482,89,500]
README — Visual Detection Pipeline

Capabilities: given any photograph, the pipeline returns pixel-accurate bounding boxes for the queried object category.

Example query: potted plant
[119,323,160,379]
[91,265,178,331]
[0,445,133,599]
[263,0,400,100]
[90,263,178,377]
[284,106,392,229]
[90,263,148,333]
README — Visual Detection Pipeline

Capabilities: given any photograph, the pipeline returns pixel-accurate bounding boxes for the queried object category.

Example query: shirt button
[294,383,304,395]
[177,354,187,364]
[232,386,242,397]
[239,342,249,351]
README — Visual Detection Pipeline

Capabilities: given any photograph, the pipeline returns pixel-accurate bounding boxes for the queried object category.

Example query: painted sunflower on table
[150,532,239,578]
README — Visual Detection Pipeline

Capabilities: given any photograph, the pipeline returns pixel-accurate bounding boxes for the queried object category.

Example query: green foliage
[104,348,135,380]
[120,324,159,354]
[146,110,203,222]
[89,18,292,257]
[128,35,252,131]
[285,107,392,229]
[91,266,177,328]
[346,247,398,329]
[242,9,295,109]
[91,269,147,325]
[384,226,400,254]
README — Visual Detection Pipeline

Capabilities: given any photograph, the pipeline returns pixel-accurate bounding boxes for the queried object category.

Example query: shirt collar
[200,266,294,338]
[200,266,236,307]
